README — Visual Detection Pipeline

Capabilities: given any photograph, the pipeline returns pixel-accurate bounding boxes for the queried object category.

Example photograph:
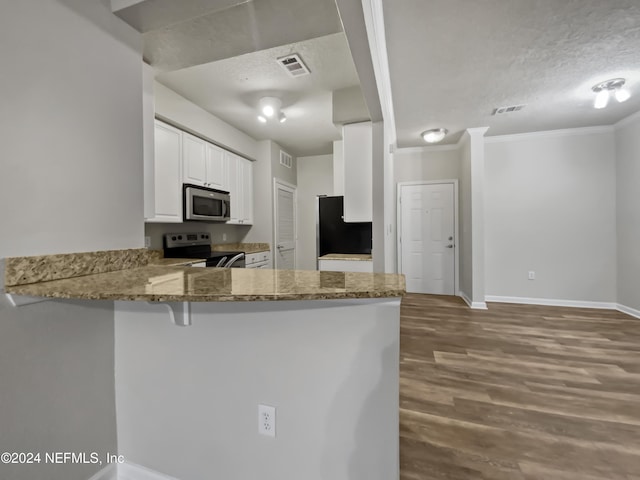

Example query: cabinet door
[319,259,373,273]
[242,158,253,224]
[343,122,372,222]
[182,133,207,187]
[226,152,243,223]
[206,143,227,191]
[149,121,182,223]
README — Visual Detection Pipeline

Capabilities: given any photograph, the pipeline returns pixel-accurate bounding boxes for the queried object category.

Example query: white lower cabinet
[246,251,271,269]
[146,120,183,223]
[319,259,374,273]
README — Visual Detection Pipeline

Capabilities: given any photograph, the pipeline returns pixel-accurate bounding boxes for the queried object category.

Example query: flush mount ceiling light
[421,128,448,143]
[592,78,631,109]
[257,96,287,123]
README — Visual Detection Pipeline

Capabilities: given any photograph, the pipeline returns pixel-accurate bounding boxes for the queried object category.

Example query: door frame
[397,180,459,296]
[273,178,298,270]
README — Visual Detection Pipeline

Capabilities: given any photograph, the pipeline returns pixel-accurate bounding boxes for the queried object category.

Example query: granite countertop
[319,253,373,261]
[149,257,207,267]
[212,243,270,254]
[5,266,405,302]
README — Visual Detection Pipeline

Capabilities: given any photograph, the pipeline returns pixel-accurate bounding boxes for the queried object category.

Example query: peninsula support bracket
[4,293,49,308]
[149,302,193,327]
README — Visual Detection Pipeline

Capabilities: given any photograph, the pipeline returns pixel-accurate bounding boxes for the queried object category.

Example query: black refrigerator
[317,196,372,257]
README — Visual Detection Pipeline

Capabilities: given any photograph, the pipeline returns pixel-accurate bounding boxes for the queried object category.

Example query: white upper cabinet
[145,120,251,224]
[182,133,229,191]
[146,120,182,223]
[226,152,253,225]
[343,122,372,222]
[206,143,228,191]
[182,133,207,187]
[241,157,254,224]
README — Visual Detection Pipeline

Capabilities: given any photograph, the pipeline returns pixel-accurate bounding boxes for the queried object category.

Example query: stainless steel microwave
[183,184,230,222]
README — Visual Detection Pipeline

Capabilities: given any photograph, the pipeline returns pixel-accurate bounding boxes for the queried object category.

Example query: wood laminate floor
[399,294,640,480]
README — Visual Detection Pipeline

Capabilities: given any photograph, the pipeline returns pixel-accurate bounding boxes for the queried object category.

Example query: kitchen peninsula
[3,248,405,480]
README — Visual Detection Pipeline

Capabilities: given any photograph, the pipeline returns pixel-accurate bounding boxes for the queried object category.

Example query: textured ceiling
[383,0,640,147]
[138,0,343,72]
[157,33,362,156]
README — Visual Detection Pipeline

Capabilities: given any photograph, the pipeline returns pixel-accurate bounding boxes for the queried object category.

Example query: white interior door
[274,181,296,270]
[400,183,455,294]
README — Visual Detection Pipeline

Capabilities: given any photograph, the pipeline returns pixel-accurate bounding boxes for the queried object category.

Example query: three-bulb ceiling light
[257,97,286,123]
[592,78,631,109]
[421,128,448,144]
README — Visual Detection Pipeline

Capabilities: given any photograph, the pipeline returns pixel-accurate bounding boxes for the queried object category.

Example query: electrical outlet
[528,271,535,280]
[258,404,276,437]
[222,233,227,241]
[144,236,151,248]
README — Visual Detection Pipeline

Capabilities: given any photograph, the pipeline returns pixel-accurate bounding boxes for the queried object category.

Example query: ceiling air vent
[492,104,526,115]
[277,53,310,77]
[280,150,292,169]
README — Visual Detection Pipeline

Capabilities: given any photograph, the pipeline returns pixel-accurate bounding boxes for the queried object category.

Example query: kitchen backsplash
[144,222,249,249]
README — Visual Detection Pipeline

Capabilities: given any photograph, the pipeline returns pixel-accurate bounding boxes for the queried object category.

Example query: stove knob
[178,235,183,240]
[171,236,177,241]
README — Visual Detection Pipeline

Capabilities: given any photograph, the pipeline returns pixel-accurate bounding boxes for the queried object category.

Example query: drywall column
[372,121,386,272]
[458,128,488,308]
[0,1,142,479]
[615,114,640,314]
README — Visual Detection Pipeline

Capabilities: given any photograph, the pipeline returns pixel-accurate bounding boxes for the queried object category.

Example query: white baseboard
[87,462,180,480]
[87,464,117,480]
[485,295,617,310]
[459,291,488,310]
[617,303,640,319]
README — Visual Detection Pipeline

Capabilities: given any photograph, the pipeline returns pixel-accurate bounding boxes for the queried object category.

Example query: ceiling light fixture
[257,96,287,124]
[421,128,448,144]
[592,78,631,109]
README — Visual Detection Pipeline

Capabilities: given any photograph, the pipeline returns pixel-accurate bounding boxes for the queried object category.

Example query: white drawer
[247,260,269,269]
[245,251,271,266]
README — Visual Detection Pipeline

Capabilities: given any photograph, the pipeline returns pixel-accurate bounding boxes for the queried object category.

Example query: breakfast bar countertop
[5,265,405,302]
[3,248,404,302]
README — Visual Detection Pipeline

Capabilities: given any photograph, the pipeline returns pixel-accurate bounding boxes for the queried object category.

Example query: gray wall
[615,115,640,311]
[0,0,142,478]
[485,130,617,303]
[296,155,333,270]
[115,299,400,480]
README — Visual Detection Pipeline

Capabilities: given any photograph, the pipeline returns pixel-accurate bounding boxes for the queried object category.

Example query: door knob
[446,245,454,248]
[277,244,284,249]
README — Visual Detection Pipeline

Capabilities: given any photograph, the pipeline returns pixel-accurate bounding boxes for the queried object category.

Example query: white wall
[115,299,400,480]
[296,155,333,270]
[485,129,617,303]
[615,114,640,312]
[0,1,142,478]
[394,147,461,183]
[1,2,144,256]
[154,81,259,160]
